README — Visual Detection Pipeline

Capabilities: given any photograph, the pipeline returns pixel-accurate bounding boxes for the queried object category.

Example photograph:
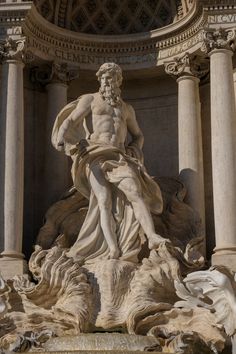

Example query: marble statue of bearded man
[52,63,166,263]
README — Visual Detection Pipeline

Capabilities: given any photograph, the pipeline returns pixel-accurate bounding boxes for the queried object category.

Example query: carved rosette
[202,28,236,54]
[164,53,209,79]
[31,62,79,86]
[0,37,35,65]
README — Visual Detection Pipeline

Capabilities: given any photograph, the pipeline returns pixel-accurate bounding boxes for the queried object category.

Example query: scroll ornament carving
[30,62,79,85]
[0,37,35,64]
[201,28,236,53]
[164,53,209,79]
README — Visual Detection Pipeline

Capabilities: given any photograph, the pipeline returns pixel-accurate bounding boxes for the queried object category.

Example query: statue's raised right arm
[56,94,94,148]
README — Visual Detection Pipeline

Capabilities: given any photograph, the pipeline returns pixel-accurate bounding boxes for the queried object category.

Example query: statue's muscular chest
[91,96,125,134]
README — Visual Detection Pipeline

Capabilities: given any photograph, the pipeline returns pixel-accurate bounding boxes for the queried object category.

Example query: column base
[212,249,236,271]
[0,257,28,279]
[1,250,24,259]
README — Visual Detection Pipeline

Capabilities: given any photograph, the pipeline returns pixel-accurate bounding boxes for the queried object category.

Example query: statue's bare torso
[90,93,127,149]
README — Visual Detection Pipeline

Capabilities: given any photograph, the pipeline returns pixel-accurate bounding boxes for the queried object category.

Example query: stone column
[165,54,207,255]
[203,29,236,270]
[45,78,68,210]
[34,63,77,212]
[0,38,27,278]
[233,67,236,105]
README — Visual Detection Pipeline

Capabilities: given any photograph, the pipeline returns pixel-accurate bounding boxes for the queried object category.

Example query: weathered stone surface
[43,333,160,351]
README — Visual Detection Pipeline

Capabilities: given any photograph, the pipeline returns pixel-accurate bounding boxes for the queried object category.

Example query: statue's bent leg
[89,164,120,259]
[118,177,169,249]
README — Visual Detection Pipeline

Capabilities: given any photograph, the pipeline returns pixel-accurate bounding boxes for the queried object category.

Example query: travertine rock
[175,267,236,353]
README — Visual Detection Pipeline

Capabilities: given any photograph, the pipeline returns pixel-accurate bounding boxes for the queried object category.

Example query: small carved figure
[52,63,168,262]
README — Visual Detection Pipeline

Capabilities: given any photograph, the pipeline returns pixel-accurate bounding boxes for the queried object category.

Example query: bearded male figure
[52,63,167,263]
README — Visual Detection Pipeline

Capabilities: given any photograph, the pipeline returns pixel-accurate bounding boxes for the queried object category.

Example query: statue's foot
[108,248,120,260]
[148,234,171,250]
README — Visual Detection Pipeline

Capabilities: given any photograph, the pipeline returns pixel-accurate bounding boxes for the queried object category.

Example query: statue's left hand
[126,144,144,163]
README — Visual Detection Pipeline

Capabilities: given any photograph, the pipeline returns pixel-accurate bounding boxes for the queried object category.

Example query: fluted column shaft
[210,48,236,268]
[165,54,206,256]
[1,59,25,258]
[177,75,205,226]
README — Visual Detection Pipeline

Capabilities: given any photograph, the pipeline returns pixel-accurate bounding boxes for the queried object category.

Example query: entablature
[1,1,236,72]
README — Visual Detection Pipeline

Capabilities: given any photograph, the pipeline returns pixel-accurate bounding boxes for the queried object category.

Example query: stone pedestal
[29,351,163,354]
[22,351,163,354]
[42,334,162,353]
[210,49,236,270]
[0,258,27,280]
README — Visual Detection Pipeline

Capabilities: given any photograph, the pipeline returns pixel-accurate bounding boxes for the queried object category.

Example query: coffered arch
[34,0,194,35]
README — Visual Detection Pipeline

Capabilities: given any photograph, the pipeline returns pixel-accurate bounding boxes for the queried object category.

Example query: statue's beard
[99,84,121,106]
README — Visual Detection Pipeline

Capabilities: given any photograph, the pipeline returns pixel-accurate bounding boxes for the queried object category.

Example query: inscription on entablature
[27,37,158,66]
[158,31,203,60]
[208,14,236,25]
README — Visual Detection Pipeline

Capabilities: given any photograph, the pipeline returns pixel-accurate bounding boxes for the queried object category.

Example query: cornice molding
[0,1,32,39]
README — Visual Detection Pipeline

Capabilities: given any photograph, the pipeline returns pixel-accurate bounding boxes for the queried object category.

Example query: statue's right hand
[57,139,64,147]
[57,126,66,147]
[57,134,65,149]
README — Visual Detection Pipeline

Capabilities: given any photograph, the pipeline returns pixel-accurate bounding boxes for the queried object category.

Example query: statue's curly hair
[96,63,123,86]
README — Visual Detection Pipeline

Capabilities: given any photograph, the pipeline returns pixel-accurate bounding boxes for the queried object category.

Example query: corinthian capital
[52,62,78,83]
[164,53,209,79]
[0,37,35,64]
[30,62,78,86]
[0,38,25,62]
[201,28,236,54]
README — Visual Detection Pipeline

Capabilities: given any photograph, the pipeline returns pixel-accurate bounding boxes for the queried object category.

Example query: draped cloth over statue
[52,98,163,264]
